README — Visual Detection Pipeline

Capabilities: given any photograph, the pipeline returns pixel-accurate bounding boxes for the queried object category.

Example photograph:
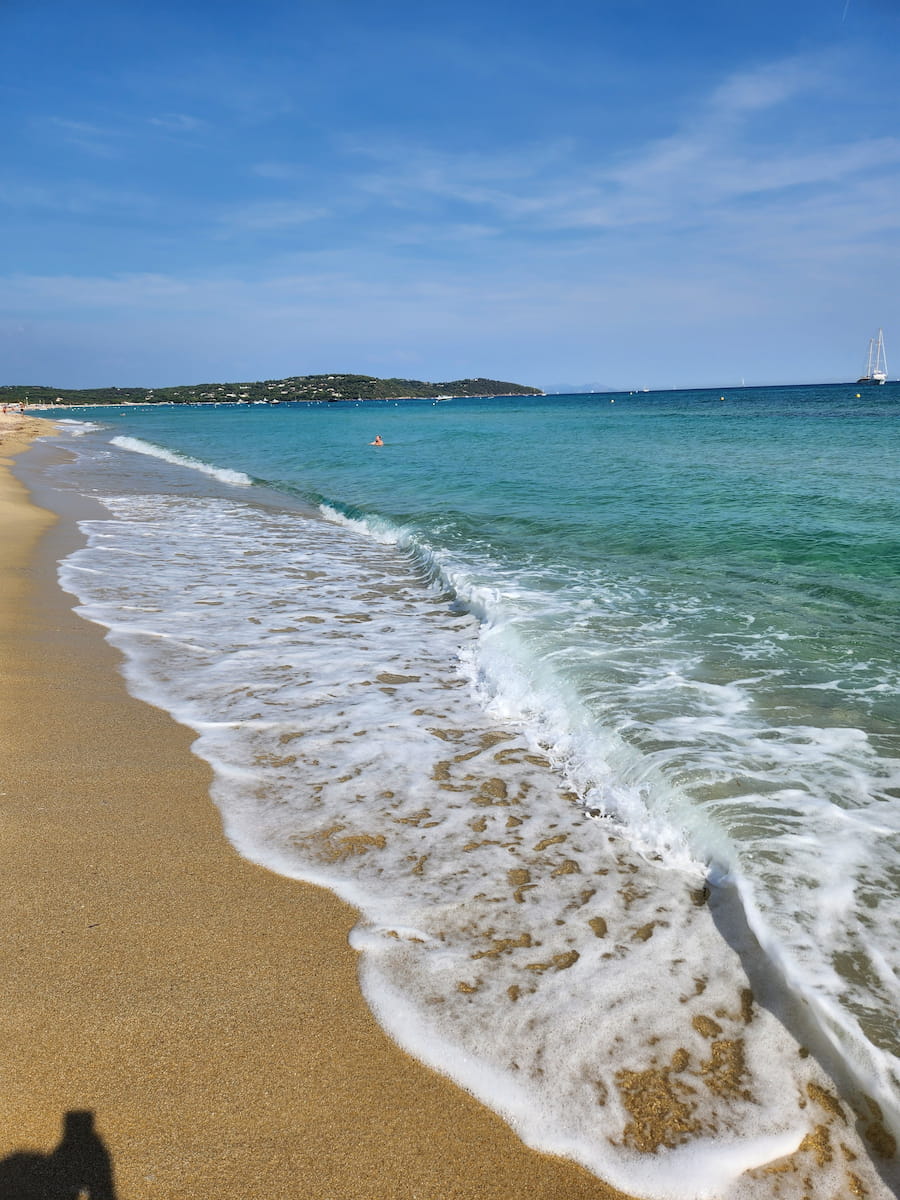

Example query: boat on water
[857,328,888,384]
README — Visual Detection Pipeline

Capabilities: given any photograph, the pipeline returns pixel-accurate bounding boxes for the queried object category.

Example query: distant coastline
[0,373,543,408]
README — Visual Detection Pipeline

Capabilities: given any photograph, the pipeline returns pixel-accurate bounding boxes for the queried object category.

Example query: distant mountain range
[3,373,543,406]
[543,382,617,395]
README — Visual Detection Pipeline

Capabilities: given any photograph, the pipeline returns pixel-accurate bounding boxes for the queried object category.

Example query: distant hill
[2,373,543,406]
[543,381,617,395]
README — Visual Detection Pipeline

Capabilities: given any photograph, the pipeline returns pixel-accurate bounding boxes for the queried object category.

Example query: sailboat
[857,329,888,384]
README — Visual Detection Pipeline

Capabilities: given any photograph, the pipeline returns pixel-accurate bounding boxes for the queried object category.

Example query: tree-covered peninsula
[3,374,543,406]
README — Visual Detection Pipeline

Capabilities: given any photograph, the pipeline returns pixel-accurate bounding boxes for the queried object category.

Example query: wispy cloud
[218,200,329,233]
[707,56,823,116]
[0,177,156,218]
[251,162,305,181]
[7,40,899,391]
[2,273,196,312]
[148,112,208,134]
[41,111,208,160]
[349,137,575,215]
[45,117,122,158]
[339,51,900,258]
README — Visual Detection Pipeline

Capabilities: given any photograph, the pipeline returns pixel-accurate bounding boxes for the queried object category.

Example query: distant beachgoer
[369,435,384,446]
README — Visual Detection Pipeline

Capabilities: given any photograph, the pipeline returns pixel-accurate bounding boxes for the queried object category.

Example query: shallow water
[42,388,900,1197]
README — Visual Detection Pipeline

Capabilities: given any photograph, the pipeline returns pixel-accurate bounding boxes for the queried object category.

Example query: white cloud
[0,235,893,390]
[708,57,823,116]
[2,273,196,312]
[148,113,208,133]
[0,177,156,217]
[6,51,899,390]
[251,162,305,180]
[218,200,329,232]
[44,117,121,157]
[337,50,900,257]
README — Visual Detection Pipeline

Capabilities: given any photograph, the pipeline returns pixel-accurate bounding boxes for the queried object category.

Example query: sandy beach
[0,409,628,1197]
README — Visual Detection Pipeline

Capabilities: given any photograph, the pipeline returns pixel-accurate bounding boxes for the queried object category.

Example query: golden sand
[0,410,628,1197]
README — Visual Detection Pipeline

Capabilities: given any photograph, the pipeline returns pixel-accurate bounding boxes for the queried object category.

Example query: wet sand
[0,410,629,1198]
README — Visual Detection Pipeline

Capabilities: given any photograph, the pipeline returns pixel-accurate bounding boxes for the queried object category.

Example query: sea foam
[377,518,900,1145]
[56,487,896,1200]
[110,435,253,485]
[53,419,108,436]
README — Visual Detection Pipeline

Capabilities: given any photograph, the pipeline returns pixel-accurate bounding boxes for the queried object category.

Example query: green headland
[2,374,543,406]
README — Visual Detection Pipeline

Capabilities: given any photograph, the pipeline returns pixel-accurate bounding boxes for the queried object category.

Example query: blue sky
[2,0,899,391]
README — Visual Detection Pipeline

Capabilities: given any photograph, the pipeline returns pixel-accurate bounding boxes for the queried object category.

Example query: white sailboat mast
[858,328,888,383]
[876,328,887,377]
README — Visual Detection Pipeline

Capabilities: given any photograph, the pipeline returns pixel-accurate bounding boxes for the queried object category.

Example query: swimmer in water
[369,435,384,446]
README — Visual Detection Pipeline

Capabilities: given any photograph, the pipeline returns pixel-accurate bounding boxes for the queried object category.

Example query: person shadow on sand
[0,1110,117,1199]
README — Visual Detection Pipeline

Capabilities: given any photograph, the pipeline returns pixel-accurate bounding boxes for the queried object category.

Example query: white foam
[110,435,252,485]
[53,418,106,436]
[318,501,405,545]
[55,490,896,1200]
[393,533,900,1139]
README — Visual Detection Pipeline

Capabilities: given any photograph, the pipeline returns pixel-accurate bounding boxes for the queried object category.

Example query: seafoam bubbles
[110,435,253,486]
[360,512,900,1149]
[52,419,107,436]
[319,502,406,546]
[57,491,895,1200]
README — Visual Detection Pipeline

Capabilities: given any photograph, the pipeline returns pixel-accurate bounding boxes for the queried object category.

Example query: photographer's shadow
[0,1110,117,1199]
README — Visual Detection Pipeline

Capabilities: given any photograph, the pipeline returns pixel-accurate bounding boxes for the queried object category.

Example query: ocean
[37,385,899,1198]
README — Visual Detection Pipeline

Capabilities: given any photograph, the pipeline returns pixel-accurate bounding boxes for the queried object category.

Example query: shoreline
[0,411,627,1197]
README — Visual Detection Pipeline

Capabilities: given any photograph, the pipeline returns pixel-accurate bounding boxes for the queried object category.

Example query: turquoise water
[48,386,900,1197]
